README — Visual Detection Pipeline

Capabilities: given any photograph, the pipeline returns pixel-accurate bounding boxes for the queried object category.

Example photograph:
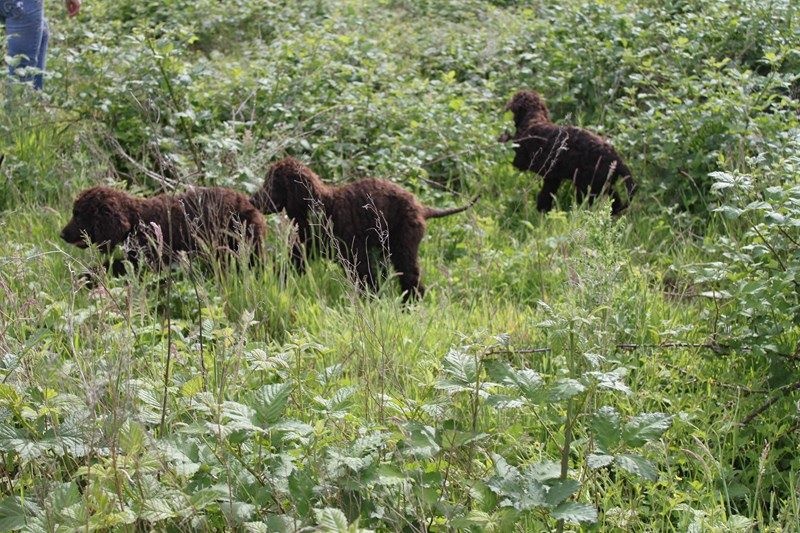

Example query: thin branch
[159,264,174,437]
[663,363,767,395]
[484,346,552,356]
[145,38,205,180]
[106,135,180,190]
[616,341,727,354]
[740,380,800,426]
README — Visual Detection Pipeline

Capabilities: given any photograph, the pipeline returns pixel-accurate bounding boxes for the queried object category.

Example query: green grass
[1,0,799,530]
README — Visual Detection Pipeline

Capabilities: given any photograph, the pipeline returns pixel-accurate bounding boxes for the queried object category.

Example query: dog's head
[60,187,133,252]
[504,90,551,126]
[252,157,320,217]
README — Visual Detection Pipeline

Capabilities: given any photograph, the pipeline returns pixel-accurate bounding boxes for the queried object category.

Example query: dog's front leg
[103,247,139,277]
[537,177,562,212]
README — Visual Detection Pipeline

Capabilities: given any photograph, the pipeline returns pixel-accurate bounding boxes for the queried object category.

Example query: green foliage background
[0,0,799,530]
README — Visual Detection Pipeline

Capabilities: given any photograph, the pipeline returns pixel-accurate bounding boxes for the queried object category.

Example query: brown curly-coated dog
[499,90,635,214]
[251,157,476,301]
[60,186,266,276]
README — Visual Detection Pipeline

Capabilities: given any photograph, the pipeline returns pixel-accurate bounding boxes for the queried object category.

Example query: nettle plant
[362,211,674,529]
[431,333,672,529]
[699,137,800,370]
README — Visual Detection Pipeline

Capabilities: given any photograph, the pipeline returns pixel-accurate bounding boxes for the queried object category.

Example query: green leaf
[190,488,226,511]
[289,470,316,517]
[515,477,549,510]
[0,496,39,531]
[51,482,82,511]
[615,454,658,481]
[436,349,480,395]
[545,479,580,507]
[137,497,176,522]
[715,205,743,219]
[585,370,631,395]
[526,461,562,482]
[467,481,497,512]
[485,360,545,402]
[0,424,27,452]
[243,522,270,533]
[485,394,526,409]
[587,453,614,469]
[246,516,297,532]
[315,387,356,419]
[220,500,255,524]
[327,449,373,474]
[487,455,554,511]
[547,379,585,402]
[0,384,22,405]
[400,422,440,458]
[252,381,292,424]
[45,417,91,458]
[450,510,493,529]
[727,515,755,531]
[511,369,546,402]
[0,423,50,461]
[271,420,313,444]
[180,376,205,397]
[486,455,524,506]
[483,359,516,384]
[622,412,671,447]
[119,421,146,456]
[551,501,598,523]
[317,364,344,385]
[157,441,200,477]
[490,453,520,480]
[592,406,621,451]
[376,465,407,487]
[221,401,261,434]
[314,507,349,532]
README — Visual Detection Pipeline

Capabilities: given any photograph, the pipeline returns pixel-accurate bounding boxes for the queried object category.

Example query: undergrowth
[1,0,799,530]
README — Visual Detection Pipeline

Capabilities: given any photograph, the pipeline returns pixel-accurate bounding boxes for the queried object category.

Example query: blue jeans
[1,0,49,90]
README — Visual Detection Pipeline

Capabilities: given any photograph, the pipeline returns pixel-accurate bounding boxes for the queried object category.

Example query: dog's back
[327,178,423,233]
[514,122,632,188]
[164,187,266,256]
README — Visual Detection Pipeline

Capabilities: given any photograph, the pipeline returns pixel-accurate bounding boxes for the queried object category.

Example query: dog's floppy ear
[255,166,287,214]
[92,197,132,248]
[505,91,524,112]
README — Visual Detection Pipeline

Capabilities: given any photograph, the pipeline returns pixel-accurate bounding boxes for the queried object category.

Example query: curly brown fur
[61,186,266,276]
[251,157,475,301]
[500,90,636,215]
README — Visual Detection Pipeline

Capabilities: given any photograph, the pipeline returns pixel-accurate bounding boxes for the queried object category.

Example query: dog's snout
[60,221,80,244]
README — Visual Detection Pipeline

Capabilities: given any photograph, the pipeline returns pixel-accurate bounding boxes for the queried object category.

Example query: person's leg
[5,0,47,90]
[34,18,50,90]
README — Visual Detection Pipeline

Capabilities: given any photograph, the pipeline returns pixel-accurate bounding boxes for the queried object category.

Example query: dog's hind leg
[389,224,425,302]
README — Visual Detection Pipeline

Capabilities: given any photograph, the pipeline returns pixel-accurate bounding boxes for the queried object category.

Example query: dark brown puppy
[500,90,635,214]
[251,157,475,301]
[61,186,266,276]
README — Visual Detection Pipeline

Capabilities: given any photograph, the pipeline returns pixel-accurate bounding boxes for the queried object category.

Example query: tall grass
[0,0,798,529]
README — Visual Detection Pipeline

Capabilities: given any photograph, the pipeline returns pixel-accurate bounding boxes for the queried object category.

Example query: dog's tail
[424,195,480,219]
